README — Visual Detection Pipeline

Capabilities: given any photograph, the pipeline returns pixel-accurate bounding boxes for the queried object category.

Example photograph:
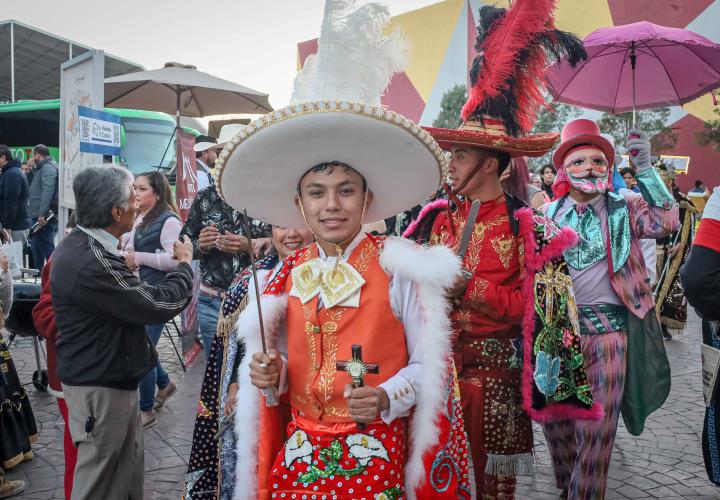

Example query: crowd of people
[0,1,719,500]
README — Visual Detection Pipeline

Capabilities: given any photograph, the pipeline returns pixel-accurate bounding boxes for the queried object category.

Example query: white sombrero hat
[216,123,247,148]
[215,0,446,228]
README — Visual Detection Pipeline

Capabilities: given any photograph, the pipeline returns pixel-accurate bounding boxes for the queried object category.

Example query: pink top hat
[552,119,615,170]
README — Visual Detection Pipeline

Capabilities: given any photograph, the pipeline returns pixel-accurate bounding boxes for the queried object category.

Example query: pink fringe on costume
[402,199,451,239]
[515,207,578,272]
[515,207,604,422]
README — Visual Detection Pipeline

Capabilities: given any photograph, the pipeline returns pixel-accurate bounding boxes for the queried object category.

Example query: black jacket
[0,160,31,230]
[681,244,720,321]
[179,185,269,290]
[51,229,194,390]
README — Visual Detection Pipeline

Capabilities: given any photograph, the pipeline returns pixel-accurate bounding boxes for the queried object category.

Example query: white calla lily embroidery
[284,430,313,467]
[345,433,389,466]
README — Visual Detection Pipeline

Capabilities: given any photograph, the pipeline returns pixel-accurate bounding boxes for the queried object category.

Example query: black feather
[465,6,588,136]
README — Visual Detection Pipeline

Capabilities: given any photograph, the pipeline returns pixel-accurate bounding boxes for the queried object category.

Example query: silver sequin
[561,203,606,271]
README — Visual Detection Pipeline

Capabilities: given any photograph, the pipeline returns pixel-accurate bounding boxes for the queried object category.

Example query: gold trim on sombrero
[213,100,448,202]
[423,125,560,157]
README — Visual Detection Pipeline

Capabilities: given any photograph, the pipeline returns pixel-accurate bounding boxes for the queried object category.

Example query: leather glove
[626,128,652,172]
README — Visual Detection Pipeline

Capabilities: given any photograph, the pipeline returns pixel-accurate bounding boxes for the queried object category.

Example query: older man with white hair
[51,166,195,500]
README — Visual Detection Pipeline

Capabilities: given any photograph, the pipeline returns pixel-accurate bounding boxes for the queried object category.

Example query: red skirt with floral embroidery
[269,415,407,500]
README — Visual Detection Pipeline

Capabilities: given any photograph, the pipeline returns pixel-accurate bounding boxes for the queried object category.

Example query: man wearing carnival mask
[541,119,679,499]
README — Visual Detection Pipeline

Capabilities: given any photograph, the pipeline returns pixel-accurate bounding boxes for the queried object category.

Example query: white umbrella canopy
[104,62,273,125]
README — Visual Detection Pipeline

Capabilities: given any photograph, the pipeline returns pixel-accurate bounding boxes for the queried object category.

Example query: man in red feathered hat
[404,3,601,498]
[538,119,678,499]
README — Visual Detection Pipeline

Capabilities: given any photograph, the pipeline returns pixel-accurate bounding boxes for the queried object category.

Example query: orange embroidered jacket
[285,238,409,423]
[230,235,476,499]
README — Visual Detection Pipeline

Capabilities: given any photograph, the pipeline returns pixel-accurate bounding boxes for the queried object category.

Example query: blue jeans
[30,217,57,272]
[139,323,170,411]
[198,293,223,360]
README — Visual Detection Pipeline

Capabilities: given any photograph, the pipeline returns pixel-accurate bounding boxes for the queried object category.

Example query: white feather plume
[291,0,408,105]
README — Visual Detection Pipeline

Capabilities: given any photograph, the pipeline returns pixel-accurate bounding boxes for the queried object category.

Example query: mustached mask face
[563,146,610,194]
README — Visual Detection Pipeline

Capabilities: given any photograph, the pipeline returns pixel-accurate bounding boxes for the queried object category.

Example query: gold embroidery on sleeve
[491,235,516,270]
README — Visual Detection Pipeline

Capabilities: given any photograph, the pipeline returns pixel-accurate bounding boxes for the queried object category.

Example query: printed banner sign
[175,129,198,222]
[59,50,104,210]
[78,106,122,156]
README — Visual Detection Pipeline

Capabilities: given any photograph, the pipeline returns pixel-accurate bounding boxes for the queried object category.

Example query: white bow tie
[290,257,365,308]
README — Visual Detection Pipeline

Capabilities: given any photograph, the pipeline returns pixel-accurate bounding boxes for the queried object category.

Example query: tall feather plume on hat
[461,0,587,137]
[291,0,408,105]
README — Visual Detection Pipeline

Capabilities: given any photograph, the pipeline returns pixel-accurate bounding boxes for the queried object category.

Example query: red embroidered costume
[404,1,599,498]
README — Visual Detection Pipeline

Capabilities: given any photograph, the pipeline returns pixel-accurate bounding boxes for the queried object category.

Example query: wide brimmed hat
[216,123,246,148]
[215,0,446,228]
[215,101,446,228]
[193,135,218,153]
[424,116,559,157]
[427,4,585,157]
[552,119,616,169]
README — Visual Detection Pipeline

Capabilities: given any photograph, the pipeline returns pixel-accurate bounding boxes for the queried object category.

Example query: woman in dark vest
[123,171,183,429]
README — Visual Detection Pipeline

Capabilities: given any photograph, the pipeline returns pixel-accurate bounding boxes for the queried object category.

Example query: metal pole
[157,87,182,170]
[243,208,279,407]
[157,125,177,170]
[630,42,637,128]
[176,87,181,129]
[10,22,15,102]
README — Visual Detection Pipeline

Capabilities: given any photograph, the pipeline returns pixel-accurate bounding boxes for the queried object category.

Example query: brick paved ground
[3,310,719,499]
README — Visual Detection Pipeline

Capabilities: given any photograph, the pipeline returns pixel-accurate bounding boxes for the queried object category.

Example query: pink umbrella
[547,22,720,123]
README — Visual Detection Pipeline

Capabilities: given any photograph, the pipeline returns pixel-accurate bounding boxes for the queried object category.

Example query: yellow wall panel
[388,0,464,100]
[554,0,614,38]
[682,93,717,122]
[472,0,612,38]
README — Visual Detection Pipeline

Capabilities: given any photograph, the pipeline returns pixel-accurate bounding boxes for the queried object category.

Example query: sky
[3,0,439,110]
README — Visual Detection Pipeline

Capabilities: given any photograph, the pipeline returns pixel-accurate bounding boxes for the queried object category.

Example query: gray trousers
[10,229,28,245]
[62,384,144,500]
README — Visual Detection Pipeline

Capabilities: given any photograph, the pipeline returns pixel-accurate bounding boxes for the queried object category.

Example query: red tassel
[461,0,557,123]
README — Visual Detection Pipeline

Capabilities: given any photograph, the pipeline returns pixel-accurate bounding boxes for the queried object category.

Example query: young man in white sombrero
[213,2,472,498]
[404,4,600,498]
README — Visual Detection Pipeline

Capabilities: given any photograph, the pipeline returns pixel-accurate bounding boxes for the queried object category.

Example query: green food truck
[0,99,192,174]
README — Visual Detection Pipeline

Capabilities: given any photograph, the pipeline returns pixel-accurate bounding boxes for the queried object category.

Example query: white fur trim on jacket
[232,292,287,500]
[379,236,460,496]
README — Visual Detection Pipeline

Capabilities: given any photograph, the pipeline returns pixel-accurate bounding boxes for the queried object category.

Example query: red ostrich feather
[514,49,549,132]
[461,0,557,124]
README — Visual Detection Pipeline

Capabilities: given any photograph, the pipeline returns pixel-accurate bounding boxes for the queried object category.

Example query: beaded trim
[214,100,448,203]
[425,126,560,155]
